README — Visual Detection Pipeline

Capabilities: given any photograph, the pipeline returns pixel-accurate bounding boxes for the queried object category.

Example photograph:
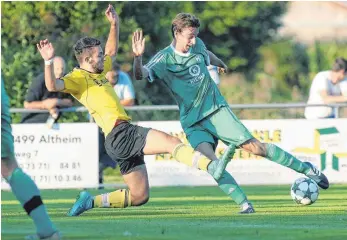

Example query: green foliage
[195,1,288,72]
[257,39,310,98]
[2,1,288,122]
[3,1,345,122]
[308,41,347,80]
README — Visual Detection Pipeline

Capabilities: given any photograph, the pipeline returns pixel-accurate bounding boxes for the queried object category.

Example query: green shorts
[1,82,15,160]
[185,106,253,149]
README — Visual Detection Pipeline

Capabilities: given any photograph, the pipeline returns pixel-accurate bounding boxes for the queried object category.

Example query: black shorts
[105,121,151,175]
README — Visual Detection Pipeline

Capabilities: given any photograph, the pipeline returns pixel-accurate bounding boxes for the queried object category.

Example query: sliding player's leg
[143,128,230,179]
[93,158,149,209]
[68,122,151,216]
[67,121,231,216]
[67,161,148,217]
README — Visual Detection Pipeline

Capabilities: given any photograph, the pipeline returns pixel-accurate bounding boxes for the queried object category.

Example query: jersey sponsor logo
[189,65,201,77]
[92,78,108,87]
[188,73,205,84]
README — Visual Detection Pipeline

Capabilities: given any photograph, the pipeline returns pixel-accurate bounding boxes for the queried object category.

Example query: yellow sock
[172,144,211,171]
[94,189,131,208]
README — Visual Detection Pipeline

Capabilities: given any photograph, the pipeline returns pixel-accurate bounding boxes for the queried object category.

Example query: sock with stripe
[94,189,131,208]
[6,168,56,238]
[265,143,310,174]
[216,170,248,205]
[172,143,211,171]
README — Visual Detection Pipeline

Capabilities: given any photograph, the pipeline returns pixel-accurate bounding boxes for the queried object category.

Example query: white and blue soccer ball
[290,177,319,205]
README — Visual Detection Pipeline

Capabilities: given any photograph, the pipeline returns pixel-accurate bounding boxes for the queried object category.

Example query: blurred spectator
[305,57,347,119]
[207,65,220,87]
[106,62,135,106]
[21,56,73,125]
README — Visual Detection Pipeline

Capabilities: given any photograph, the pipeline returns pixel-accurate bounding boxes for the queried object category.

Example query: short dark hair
[171,13,200,38]
[332,57,347,73]
[73,37,101,63]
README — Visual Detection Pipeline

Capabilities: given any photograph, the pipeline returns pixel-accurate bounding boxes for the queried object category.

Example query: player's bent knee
[252,142,267,157]
[168,135,182,145]
[1,159,18,179]
[131,192,150,206]
[241,139,267,157]
[166,135,182,152]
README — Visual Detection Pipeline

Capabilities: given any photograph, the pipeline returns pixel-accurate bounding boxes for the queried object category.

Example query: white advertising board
[1,123,99,190]
[137,119,347,186]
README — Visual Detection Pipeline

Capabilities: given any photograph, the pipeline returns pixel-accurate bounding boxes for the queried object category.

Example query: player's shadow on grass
[147,199,230,206]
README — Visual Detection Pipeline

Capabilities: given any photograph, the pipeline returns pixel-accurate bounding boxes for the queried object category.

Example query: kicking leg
[240,138,329,189]
[196,142,254,214]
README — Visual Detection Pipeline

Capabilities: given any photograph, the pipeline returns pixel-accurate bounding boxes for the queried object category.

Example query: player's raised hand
[105,4,119,26]
[132,29,145,57]
[37,39,55,61]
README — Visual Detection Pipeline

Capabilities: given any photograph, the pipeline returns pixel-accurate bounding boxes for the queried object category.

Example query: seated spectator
[21,56,73,125]
[305,57,347,119]
[106,62,135,106]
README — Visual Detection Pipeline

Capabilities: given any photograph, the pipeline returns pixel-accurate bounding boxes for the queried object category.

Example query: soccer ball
[290,177,319,205]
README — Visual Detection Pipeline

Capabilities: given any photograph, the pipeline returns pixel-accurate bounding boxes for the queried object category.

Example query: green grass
[2,185,347,240]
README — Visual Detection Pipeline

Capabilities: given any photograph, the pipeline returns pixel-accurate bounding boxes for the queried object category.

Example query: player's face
[176,27,199,53]
[88,46,104,74]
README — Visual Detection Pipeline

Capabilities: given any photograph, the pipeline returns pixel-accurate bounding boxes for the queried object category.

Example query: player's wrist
[44,58,54,66]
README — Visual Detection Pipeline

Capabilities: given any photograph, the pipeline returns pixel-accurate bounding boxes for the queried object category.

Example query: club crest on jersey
[189,65,201,77]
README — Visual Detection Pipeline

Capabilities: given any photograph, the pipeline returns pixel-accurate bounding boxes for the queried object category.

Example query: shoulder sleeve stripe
[145,52,165,70]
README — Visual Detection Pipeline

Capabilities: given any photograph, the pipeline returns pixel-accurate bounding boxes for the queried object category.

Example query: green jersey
[144,37,227,129]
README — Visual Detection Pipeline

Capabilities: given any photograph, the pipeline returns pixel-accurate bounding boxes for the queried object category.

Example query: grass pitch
[2,185,347,240]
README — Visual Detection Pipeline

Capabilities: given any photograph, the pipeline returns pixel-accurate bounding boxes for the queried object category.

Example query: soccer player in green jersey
[132,13,329,213]
[1,78,61,239]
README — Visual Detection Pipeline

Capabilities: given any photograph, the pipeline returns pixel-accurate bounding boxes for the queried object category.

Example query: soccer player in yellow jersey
[37,4,233,216]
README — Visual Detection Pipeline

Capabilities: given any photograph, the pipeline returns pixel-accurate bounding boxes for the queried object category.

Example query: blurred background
[2,1,347,123]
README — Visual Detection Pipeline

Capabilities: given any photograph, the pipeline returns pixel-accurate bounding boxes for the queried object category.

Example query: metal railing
[10,102,347,121]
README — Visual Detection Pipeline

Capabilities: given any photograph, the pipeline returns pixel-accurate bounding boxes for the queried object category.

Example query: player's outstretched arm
[207,50,228,74]
[37,39,65,92]
[132,29,149,80]
[104,4,119,57]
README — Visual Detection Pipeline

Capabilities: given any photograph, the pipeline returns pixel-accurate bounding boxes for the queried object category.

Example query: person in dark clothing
[21,56,73,124]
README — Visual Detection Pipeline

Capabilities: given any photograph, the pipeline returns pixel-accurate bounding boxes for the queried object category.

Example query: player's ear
[85,56,92,64]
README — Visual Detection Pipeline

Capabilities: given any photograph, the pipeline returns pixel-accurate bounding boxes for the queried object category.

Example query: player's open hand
[105,4,119,26]
[132,29,145,57]
[37,39,55,61]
